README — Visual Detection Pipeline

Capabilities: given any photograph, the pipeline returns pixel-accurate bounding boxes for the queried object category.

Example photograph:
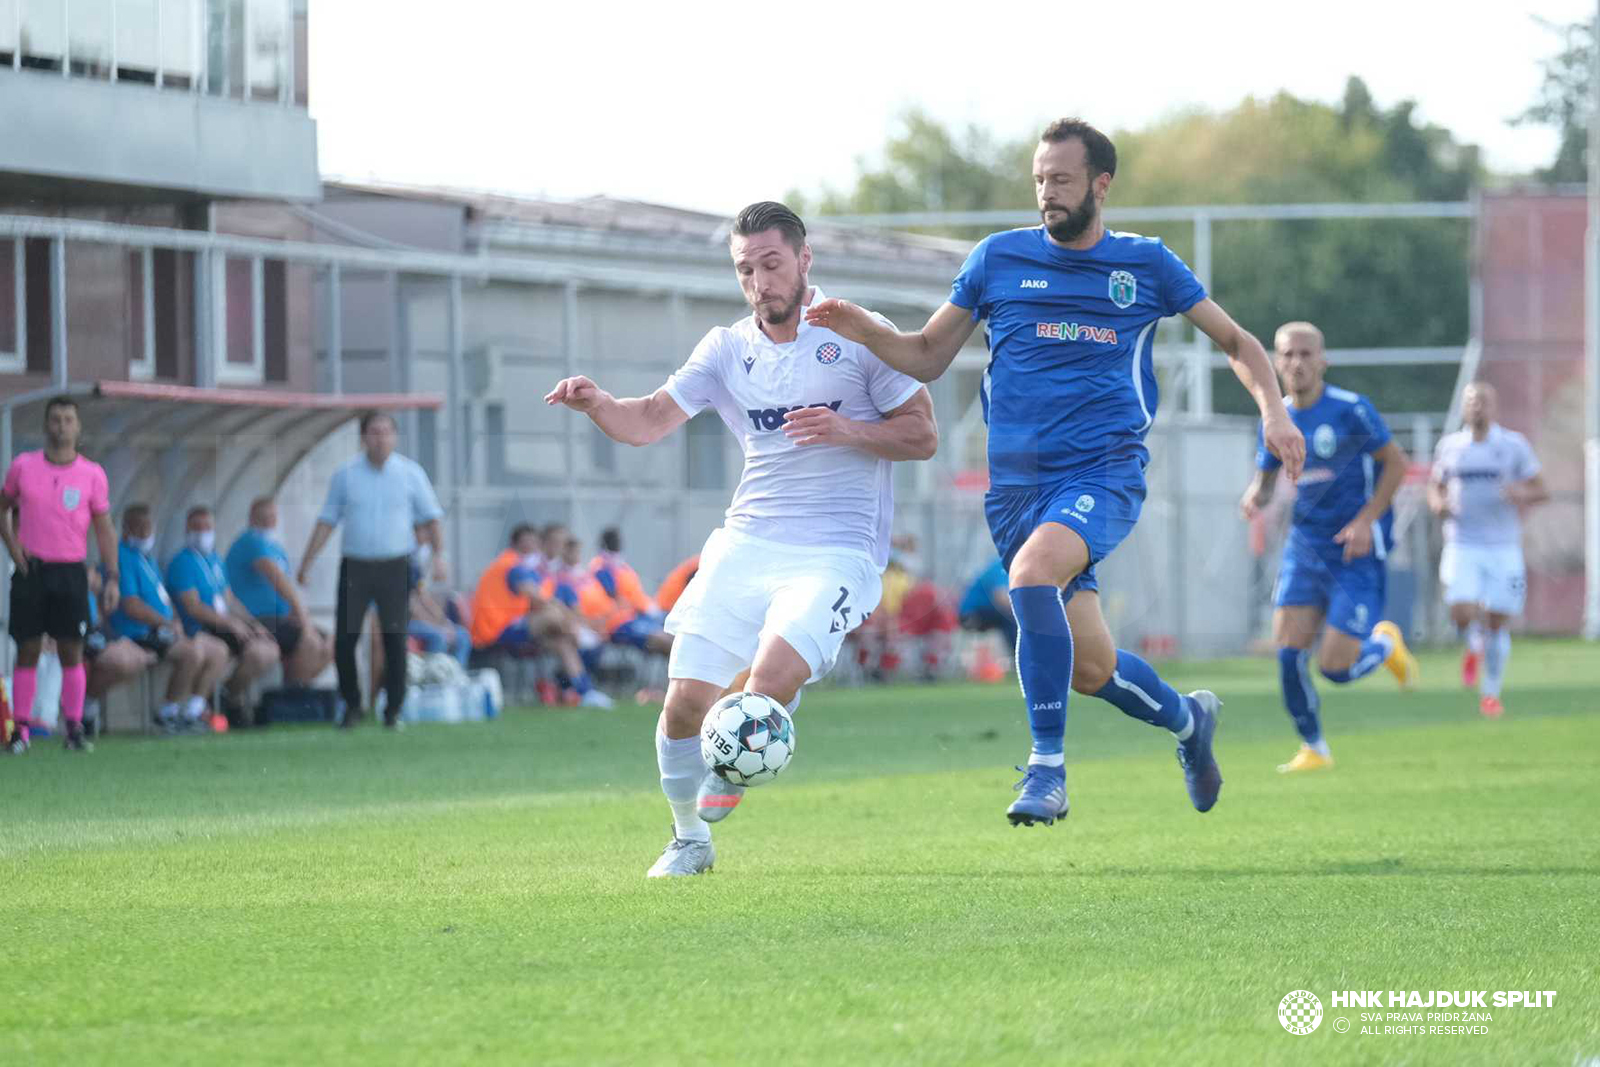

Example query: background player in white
[545,201,936,877]
[1427,382,1547,717]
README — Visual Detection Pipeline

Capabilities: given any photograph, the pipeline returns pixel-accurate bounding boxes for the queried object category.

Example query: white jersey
[1431,423,1541,546]
[662,288,923,569]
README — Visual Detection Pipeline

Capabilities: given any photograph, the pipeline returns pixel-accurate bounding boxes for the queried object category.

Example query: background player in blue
[1238,321,1418,774]
[809,118,1306,826]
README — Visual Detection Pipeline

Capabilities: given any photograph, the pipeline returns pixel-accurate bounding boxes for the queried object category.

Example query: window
[247,0,284,101]
[263,259,286,382]
[160,0,199,88]
[116,0,160,83]
[20,0,66,70]
[151,248,190,379]
[0,240,20,372]
[24,239,52,374]
[67,0,114,78]
[224,256,254,369]
[0,0,18,65]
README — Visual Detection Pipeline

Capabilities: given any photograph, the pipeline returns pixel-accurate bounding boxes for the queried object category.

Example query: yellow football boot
[1374,620,1419,691]
[1277,745,1334,774]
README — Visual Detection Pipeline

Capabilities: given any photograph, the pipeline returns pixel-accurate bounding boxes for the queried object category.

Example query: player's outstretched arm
[545,376,689,447]
[804,301,976,384]
[782,388,937,461]
[1185,299,1304,482]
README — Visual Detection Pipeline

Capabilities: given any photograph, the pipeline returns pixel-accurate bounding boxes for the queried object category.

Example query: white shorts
[664,527,882,688]
[1440,541,1526,616]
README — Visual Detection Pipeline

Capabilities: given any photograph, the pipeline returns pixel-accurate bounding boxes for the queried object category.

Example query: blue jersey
[950,227,1207,488]
[226,529,292,618]
[1257,385,1394,557]
[959,559,1008,617]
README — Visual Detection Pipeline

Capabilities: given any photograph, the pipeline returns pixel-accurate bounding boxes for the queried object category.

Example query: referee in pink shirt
[0,397,119,753]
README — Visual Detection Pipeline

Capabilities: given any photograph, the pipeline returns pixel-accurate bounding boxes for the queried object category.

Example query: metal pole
[326,263,342,394]
[562,280,580,524]
[1585,0,1600,640]
[447,273,465,579]
[1188,211,1213,417]
[49,237,66,389]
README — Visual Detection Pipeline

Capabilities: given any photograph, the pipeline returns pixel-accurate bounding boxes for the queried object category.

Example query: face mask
[132,535,156,556]
[521,552,543,570]
[189,530,216,554]
[258,526,281,544]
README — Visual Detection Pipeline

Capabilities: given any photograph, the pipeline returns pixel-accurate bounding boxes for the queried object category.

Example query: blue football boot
[1006,763,1069,826]
[1176,690,1223,813]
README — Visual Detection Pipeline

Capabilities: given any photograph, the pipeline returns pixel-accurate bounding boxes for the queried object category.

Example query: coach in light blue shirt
[299,411,445,729]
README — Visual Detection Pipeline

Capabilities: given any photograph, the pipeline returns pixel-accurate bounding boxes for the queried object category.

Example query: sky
[310,0,1594,215]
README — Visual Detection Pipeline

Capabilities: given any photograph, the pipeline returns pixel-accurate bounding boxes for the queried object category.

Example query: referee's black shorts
[10,561,91,644]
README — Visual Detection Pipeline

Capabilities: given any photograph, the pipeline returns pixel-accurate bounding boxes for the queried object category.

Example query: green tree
[1513,17,1593,183]
[797,81,1483,416]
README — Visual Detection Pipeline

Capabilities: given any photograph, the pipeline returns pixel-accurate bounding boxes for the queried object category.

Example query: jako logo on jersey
[1313,424,1337,458]
[815,342,842,365]
[1020,279,1049,289]
[747,401,843,431]
[1035,322,1119,344]
[1109,270,1137,308]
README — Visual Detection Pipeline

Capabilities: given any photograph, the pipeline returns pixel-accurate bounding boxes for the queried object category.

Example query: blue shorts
[492,620,534,648]
[610,615,664,649]
[1274,545,1386,638]
[984,465,1145,601]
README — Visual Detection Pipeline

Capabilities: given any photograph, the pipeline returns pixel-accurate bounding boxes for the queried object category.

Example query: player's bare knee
[1071,653,1114,695]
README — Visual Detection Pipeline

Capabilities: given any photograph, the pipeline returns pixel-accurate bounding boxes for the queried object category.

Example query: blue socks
[1277,647,1324,745]
[1009,586,1072,762]
[1091,650,1194,737]
[1319,632,1393,684]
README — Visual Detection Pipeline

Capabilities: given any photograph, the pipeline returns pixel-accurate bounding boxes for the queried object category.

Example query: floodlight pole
[1586,1,1600,640]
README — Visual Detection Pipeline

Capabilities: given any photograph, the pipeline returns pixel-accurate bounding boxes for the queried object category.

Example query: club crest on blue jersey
[1109,270,1137,309]
[1074,494,1096,514]
[1312,424,1337,458]
[815,342,842,365]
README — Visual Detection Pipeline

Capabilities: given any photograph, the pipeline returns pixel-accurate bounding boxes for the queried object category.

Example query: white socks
[158,701,179,722]
[657,729,710,842]
[1482,628,1511,698]
[1028,751,1065,768]
[1309,739,1332,758]
[1465,619,1486,656]
[183,695,207,722]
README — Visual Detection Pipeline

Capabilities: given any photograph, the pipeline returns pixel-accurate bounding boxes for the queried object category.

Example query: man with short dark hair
[0,396,118,753]
[809,119,1308,825]
[547,199,936,875]
[299,411,445,728]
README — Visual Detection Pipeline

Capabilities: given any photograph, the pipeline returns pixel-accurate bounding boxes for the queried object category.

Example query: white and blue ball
[700,692,795,786]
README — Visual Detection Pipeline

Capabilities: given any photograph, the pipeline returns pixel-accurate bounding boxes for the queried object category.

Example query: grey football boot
[696,772,746,823]
[646,832,716,878]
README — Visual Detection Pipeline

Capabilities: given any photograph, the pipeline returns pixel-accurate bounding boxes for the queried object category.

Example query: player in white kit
[1427,383,1547,717]
[544,202,936,876]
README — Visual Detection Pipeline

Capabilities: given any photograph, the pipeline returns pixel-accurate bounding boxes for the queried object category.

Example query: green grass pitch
[3,640,1596,1065]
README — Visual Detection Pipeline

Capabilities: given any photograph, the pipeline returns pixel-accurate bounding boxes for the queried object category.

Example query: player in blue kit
[809,118,1306,825]
[1238,321,1418,773]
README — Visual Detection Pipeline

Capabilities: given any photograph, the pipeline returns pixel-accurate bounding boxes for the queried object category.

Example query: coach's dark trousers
[334,555,411,720]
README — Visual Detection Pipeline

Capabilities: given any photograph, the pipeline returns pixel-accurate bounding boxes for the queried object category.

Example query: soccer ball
[699,692,795,786]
